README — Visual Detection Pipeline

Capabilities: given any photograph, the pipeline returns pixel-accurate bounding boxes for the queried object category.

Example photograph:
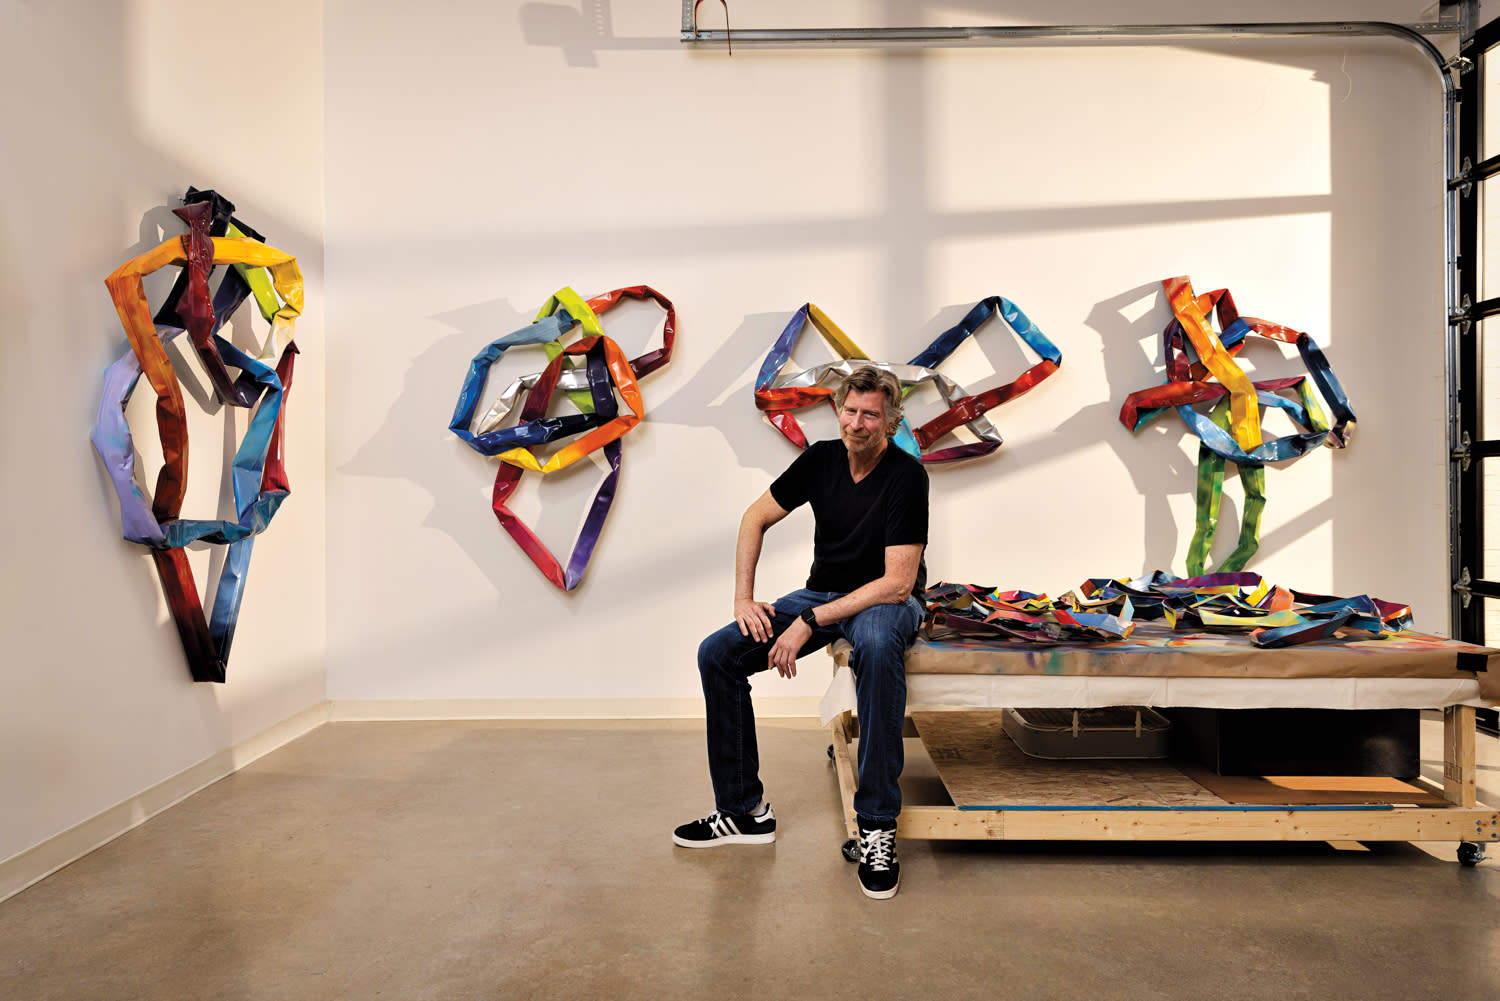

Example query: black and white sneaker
[672,804,776,848]
[857,819,900,899]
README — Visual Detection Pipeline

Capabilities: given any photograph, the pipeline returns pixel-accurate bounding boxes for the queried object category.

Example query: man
[673,365,929,900]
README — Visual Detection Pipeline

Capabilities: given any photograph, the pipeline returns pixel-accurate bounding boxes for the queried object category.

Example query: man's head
[834,366,903,458]
[833,365,903,434]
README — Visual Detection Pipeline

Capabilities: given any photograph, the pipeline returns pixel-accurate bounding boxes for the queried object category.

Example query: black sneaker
[672,805,776,848]
[857,819,900,899]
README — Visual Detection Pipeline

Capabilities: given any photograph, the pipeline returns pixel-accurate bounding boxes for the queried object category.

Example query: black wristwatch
[800,607,819,629]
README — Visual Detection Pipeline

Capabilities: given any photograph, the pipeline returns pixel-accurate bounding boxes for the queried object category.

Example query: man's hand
[767,617,811,679]
[734,597,777,643]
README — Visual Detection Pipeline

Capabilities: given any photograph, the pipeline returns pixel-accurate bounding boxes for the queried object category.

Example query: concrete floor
[2,717,1497,1001]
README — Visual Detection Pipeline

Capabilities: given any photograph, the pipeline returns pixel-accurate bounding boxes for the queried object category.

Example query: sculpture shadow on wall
[639,309,800,481]
[1079,281,1204,574]
[520,1,676,68]
[335,298,555,598]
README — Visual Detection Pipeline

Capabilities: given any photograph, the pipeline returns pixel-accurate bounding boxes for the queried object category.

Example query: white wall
[323,0,1456,709]
[0,1,327,875]
[0,0,1467,895]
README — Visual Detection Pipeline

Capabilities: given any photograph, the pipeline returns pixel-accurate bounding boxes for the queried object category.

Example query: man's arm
[733,489,791,643]
[765,542,923,678]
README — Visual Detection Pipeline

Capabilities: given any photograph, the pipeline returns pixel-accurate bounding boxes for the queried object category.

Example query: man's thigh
[701,588,839,672]
[842,597,922,652]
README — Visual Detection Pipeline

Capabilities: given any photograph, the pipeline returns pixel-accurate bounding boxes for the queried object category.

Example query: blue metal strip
[956,803,1396,812]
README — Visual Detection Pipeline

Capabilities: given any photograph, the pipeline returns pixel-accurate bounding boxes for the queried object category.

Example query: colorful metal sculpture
[924,571,1411,648]
[1120,277,1356,575]
[755,297,1061,464]
[449,286,675,590]
[92,188,304,683]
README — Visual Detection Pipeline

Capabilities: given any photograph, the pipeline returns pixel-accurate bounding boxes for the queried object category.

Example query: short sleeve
[884,461,929,546]
[769,443,823,512]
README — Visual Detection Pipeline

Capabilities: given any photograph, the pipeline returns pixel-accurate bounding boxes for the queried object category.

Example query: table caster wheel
[827,744,834,760]
[842,838,859,863]
[1458,841,1487,867]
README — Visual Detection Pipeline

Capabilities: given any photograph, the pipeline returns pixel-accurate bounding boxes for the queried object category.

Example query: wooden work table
[825,628,1500,865]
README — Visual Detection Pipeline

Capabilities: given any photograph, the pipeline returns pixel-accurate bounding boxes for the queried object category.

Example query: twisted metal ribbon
[449,286,674,590]
[755,297,1061,464]
[92,188,304,682]
[1120,277,1356,575]
[923,571,1411,648]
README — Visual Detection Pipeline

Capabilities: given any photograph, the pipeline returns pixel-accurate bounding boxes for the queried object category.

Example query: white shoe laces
[860,828,896,871]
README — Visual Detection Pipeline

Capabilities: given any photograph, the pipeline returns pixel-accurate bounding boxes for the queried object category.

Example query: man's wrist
[799,606,819,629]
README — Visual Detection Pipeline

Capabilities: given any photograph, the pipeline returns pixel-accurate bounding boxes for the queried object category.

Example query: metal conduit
[682,10,1468,628]
[681,20,1451,47]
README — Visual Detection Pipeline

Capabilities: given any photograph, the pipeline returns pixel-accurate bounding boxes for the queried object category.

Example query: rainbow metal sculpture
[92,188,304,683]
[1120,276,1356,575]
[755,297,1061,463]
[923,572,1412,648]
[449,286,675,590]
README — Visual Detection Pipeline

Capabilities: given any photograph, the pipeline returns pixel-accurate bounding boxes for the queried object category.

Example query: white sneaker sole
[858,870,900,899]
[672,831,776,848]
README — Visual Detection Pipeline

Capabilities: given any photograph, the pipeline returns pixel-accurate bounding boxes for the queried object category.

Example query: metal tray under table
[1002,706,1171,760]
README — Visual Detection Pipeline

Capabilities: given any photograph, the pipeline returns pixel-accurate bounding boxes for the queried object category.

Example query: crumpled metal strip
[921,572,1411,648]
[450,286,676,591]
[755,297,1060,464]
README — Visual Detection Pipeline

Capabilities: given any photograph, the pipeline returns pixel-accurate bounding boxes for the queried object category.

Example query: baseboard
[0,703,329,905]
[328,696,821,720]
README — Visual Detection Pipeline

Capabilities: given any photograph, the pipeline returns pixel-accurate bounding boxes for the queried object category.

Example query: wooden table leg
[1444,704,1478,808]
[830,711,860,839]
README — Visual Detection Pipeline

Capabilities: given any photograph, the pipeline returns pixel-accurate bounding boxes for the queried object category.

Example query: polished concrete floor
[2,717,1497,1001]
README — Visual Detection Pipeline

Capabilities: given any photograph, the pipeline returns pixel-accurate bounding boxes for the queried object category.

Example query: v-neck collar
[845,440,890,486]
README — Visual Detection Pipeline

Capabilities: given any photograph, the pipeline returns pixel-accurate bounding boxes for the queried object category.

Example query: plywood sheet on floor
[1177,764,1450,807]
[911,711,1228,808]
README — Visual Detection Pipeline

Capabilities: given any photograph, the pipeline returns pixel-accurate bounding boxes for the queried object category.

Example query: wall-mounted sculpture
[449,286,675,590]
[1120,277,1356,575]
[755,296,1061,463]
[92,188,304,683]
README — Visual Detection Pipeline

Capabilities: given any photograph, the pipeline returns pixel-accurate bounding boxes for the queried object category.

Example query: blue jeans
[696,588,923,824]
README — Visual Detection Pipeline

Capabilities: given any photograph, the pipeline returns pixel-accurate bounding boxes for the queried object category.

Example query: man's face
[838,387,894,457]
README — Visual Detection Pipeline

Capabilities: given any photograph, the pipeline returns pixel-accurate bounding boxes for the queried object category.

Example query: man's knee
[699,623,760,678]
[846,605,917,664]
[697,628,730,674]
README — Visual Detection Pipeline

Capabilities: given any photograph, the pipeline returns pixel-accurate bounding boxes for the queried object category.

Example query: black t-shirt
[770,439,929,597]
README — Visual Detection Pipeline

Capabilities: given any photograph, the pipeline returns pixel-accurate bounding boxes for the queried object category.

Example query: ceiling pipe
[681,20,1453,54]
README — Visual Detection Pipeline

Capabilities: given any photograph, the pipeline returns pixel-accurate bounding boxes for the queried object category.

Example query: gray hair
[833,365,903,434]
